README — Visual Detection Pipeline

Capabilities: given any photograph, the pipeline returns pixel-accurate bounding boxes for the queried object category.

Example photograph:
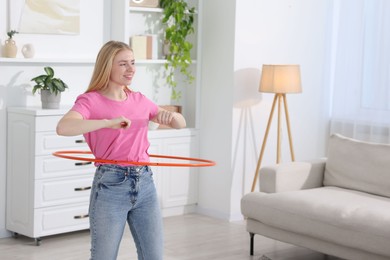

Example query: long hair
[86,41,132,93]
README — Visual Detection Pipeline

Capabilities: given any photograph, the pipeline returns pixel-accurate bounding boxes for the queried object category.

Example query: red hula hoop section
[52,150,216,167]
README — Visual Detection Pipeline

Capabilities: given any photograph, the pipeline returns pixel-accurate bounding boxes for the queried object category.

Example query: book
[130,34,158,60]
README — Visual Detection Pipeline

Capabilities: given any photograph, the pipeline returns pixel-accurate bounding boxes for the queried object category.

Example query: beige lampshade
[259,65,302,93]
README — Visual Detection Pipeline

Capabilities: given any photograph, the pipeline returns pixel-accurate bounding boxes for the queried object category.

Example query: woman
[56,41,186,260]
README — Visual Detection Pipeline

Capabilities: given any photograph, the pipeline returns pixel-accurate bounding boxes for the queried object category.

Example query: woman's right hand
[107,116,131,129]
[57,111,131,136]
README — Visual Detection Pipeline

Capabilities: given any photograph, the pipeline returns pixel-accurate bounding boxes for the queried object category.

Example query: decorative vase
[4,39,17,58]
[41,90,61,109]
[22,43,35,58]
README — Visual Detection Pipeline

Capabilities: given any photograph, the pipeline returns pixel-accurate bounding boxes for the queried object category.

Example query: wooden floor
[0,214,341,260]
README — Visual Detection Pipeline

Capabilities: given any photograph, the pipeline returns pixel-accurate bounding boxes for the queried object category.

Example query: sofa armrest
[260,158,326,193]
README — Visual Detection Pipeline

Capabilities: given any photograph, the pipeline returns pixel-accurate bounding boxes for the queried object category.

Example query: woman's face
[109,49,136,88]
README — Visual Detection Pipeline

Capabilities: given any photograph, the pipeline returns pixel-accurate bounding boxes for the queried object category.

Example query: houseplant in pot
[31,66,68,109]
[160,0,196,101]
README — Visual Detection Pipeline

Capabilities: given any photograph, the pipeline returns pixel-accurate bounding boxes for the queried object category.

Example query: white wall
[0,0,106,238]
[198,0,332,220]
[197,0,237,219]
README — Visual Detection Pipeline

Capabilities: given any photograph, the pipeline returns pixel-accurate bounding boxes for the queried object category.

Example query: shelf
[129,6,198,14]
[0,58,196,65]
[0,57,95,65]
[130,7,163,13]
[136,59,167,64]
[135,59,196,65]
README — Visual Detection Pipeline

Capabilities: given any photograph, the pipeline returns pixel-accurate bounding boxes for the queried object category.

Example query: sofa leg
[249,232,255,255]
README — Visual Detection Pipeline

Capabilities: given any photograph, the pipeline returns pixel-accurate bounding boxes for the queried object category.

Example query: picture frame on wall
[9,0,80,35]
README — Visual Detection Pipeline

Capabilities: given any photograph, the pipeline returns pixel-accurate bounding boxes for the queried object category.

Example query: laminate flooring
[0,214,342,260]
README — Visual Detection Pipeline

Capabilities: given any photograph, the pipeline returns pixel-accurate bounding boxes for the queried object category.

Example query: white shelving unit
[110,0,202,216]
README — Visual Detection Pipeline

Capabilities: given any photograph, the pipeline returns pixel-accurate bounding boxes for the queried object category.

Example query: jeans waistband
[97,164,149,174]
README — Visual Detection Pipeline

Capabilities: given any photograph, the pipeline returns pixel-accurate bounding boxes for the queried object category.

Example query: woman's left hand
[152,108,186,129]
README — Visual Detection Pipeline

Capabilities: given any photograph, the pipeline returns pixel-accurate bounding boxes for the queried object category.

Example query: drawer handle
[74,214,89,219]
[75,162,92,166]
[74,186,91,191]
[75,139,86,143]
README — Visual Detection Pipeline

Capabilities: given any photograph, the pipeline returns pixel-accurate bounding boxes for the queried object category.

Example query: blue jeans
[89,165,163,260]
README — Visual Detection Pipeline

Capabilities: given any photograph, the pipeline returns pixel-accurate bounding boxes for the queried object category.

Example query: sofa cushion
[241,187,390,257]
[323,133,390,198]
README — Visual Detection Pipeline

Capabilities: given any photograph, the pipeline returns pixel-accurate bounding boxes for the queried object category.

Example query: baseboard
[161,204,197,218]
[195,206,231,220]
[0,228,11,238]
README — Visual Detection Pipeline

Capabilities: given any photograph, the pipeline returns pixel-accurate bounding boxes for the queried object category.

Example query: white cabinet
[148,130,199,217]
[6,107,94,245]
[6,107,199,243]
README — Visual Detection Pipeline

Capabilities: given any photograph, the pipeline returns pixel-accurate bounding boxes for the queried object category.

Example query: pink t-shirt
[71,89,159,166]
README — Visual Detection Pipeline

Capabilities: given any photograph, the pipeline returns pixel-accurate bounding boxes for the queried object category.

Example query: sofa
[241,133,390,260]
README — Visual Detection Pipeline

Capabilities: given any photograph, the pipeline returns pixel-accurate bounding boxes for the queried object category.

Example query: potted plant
[31,66,68,109]
[160,0,196,101]
[4,30,18,58]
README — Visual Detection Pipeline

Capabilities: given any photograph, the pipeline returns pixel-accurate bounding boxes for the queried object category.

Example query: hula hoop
[52,150,216,167]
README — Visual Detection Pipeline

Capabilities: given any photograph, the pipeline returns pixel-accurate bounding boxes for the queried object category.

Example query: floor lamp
[251,65,302,192]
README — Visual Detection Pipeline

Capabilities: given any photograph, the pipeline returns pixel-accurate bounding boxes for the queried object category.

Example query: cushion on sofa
[323,133,390,198]
[241,186,390,257]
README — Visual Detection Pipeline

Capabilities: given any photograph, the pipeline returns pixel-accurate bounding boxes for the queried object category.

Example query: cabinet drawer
[35,176,93,208]
[35,115,63,132]
[35,203,90,237]
[36,132,88,155]
[35,155,95,179]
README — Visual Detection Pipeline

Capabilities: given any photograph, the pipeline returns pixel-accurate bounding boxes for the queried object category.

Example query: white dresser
[6,107,94,245]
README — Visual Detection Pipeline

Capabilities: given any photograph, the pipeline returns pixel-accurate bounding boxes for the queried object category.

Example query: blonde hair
[86,41,132,93]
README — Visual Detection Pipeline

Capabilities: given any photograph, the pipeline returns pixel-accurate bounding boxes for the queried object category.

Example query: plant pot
[4,39,17,58]
[41,90,61,109]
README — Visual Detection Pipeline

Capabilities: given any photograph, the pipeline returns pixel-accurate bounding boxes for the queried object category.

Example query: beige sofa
[241,134,390,260]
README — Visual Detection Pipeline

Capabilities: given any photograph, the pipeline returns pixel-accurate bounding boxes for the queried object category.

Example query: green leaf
[31,75,47,84]
[52,78,65,92]
[44,67,54,77]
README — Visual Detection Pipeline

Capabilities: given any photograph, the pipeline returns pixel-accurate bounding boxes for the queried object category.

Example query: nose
[126,64,135,71]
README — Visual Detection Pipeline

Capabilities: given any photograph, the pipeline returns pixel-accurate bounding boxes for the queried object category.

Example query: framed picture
[9,0,80,35]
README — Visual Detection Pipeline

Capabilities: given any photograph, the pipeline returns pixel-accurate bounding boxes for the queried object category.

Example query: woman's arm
[56,110,131,136]
[151,107,186,129]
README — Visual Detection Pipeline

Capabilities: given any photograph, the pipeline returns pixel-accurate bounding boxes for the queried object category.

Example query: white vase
[22,43,35,58]
[4,39,17,58]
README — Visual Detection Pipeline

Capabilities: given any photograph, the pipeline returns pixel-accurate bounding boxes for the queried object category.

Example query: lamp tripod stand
[251,93,296,192]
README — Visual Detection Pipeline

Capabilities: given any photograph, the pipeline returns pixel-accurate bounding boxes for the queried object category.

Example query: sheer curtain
[329,0,390,144]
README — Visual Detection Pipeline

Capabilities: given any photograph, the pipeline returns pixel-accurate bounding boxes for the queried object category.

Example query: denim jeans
[89,164,163,260]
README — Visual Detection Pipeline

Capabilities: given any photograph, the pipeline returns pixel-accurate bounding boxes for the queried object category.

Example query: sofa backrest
[323,133,390,198]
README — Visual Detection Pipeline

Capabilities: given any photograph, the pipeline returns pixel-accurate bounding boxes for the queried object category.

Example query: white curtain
[329,0,390,144]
